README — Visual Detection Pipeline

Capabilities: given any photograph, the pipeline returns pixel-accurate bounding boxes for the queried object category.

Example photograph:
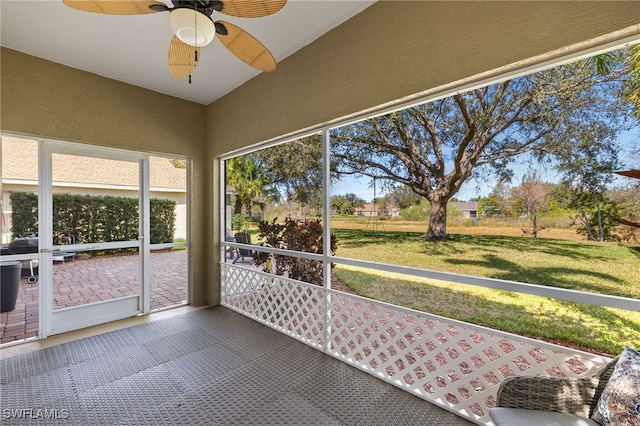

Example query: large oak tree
[331,51,632,240]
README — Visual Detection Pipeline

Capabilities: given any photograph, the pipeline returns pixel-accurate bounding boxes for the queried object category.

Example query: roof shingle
[2,137,186,190]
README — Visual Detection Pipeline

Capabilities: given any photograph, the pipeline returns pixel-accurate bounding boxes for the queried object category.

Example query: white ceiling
[1,0,374,105]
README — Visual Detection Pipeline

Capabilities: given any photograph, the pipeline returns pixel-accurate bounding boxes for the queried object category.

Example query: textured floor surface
[0,306,475,425]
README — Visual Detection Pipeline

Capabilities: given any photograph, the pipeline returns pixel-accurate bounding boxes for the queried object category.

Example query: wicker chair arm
[496,375,598,417]
[495,357,618,418]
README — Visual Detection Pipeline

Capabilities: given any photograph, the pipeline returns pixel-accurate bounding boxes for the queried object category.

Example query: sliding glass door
[1,136,189,342]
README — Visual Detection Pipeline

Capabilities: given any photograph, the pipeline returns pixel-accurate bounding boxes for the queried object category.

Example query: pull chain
[190,4,197,85]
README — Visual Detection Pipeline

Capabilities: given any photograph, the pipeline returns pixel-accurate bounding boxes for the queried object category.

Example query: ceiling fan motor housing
[169,1,220,47]
[171,0,222,16]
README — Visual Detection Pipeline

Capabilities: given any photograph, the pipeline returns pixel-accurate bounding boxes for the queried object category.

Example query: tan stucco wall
[1,49,205,153]
[0,48,210,305]
[206,1,640,154]
[2,1,640,313]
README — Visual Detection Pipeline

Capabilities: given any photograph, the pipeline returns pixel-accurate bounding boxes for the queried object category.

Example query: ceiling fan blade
[218,0,287,18]
[168,36,201,79]
[63,0,166,15]
[215,21,276,72]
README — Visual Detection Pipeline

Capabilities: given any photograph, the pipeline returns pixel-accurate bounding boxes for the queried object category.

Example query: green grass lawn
[331,229,640,355]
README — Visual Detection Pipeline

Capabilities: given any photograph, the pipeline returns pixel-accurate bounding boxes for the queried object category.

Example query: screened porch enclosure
[218,41,640,424]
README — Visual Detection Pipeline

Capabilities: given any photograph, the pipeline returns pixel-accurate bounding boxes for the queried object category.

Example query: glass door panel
[1,136,40,343]
[46,148,143,335]
[148,155,188,310]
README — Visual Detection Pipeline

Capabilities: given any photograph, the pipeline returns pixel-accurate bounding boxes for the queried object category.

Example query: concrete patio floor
[1,249,187,344]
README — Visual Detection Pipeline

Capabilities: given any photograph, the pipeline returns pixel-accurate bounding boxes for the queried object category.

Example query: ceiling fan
[62,0,287,81]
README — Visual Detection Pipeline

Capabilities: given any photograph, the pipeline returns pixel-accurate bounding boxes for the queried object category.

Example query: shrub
[400,201,430,221]
[149,198,177,243]
[8,192,38,237]
[256,217,337,286]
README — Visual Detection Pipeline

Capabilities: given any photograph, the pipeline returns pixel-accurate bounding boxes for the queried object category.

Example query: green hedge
[9,192,38,237]
[9,192,176,244]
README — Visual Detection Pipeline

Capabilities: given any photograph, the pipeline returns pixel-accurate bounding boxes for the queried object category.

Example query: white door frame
[39,141,151,337]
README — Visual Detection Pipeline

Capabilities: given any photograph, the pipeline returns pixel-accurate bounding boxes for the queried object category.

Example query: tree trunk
[595,193,604,242]
[572,191,596,241]
[426,201,448,240]
[233,197,243,216]
[244,200,253,217]
[532,213,538,238]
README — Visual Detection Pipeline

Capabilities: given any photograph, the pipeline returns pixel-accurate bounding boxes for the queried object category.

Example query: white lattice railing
[221,263,611,425]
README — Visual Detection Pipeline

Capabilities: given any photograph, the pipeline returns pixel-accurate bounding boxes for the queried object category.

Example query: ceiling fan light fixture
[169,8,216,47]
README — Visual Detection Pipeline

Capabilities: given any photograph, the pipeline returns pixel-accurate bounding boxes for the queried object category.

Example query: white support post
[219,158,227,264]
[141,156,151,313]
[322,128,332,290]
[38,141,52,339]
[322,128,332,353]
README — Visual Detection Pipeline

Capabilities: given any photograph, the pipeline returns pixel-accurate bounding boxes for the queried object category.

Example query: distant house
[355,203,400,218]
[449,201,480,218]
[385,205,401,218]
[355,203,378,217]
[1,137,187,243]
[225,186,237,228]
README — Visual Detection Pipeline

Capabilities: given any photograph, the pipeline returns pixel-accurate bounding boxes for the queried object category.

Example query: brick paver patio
[1,249,187,344]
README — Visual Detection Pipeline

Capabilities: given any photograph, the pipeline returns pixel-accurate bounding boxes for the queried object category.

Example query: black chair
[233,232,257,264]
[225,228,236,260]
